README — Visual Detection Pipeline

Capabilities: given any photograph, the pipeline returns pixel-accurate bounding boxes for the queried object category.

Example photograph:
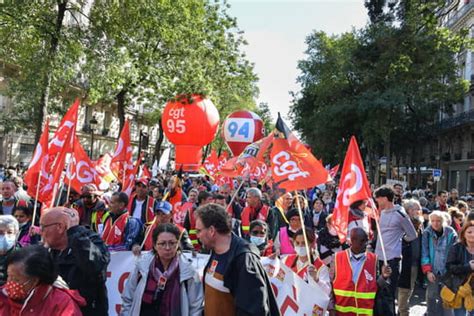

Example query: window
[19,143,35,163]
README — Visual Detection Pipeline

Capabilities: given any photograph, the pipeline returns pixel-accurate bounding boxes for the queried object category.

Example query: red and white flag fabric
[332,136,372,242]
[110,120,133,183]
[46,100,80,206]
[270,115,329,191]
[122,152,143,196]
[49,99,80,156]
[329,164,340,179]
[93,153,116,185]
[200,149,219,179]
[65,137,102,194]
[24,120,50,203]
[141,164,151,179]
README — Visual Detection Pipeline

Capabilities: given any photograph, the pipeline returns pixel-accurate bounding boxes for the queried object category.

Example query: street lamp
[89,116,98,158]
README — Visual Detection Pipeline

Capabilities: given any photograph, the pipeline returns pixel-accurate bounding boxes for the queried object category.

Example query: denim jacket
[421,225,457,275]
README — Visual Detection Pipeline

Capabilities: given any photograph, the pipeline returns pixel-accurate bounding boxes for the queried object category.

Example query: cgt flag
[66,136,102,194]
[110,120,133,183]
[332,136,372,242]
[24,120,50,203]
[270,114,329,191]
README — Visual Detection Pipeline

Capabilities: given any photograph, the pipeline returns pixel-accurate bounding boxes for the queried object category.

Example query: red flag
[49,99,80,156]
[329,164,340,179]
[65,137,102,193]
[110,120,133,182]
[332,136,372,242]
[44,99,80,206]
[220,133,274,178]
[200,149,219,178]
[93,153,115,184]
[270,115,329,191]
[123,152,143,196]
[141,165,151,179]
[24,120,50,202]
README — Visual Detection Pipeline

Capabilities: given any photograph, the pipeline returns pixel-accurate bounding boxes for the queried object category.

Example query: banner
[262,258,329,316]
[106,252,329,316]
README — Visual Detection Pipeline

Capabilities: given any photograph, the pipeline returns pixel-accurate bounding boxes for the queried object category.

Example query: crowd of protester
[0,163,474,315]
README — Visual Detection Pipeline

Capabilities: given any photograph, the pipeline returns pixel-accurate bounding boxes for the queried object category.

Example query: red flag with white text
[49,99,80,156]
[110,120,133,183]
[123,152,143,196]
[270,115,329,191]
[65,137,102,194]
[45,100,80,206]
[24,120,50,202]
[332,136,372,242]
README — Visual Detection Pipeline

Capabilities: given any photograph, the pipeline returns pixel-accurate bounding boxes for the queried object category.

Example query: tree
[0,1,85,141]
[85,0,258,161]
[291,2,469,185]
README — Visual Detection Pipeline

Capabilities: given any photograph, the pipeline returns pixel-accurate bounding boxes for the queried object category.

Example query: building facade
[0,62,163,168]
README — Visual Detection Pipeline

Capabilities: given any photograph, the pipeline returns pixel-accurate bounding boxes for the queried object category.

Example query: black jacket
[204,234,280,316]
[50,225,110,316]
[445,242,474,292]
[398,227,422,289]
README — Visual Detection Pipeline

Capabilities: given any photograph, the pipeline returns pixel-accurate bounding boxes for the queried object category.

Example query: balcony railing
[446,2,474,28]
[439,109,474,129]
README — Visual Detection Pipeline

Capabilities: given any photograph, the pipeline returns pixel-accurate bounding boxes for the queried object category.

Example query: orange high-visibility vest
[102,212,129,246]
[333,249,377,316]
[241,204,269,235]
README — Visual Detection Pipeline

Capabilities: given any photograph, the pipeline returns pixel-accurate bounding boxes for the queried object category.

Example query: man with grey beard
[398,199,424,316]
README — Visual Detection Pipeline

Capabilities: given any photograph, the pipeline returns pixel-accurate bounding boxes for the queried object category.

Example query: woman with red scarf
[0,245,85,315]
[121,223,203,316]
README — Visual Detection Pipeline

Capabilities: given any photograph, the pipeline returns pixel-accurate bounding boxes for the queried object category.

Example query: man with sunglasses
[72,184,107,233]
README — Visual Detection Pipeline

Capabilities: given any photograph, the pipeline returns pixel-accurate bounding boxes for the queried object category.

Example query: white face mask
[250,236,266,247]
[294,246,307,257]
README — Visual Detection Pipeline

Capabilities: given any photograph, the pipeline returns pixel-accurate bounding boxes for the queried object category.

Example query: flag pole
[66,175,72,205]
[225,179,245,214]
[32,171,42,224]
[370,200,387,266]
[294,190,312,264]
[140,217,157,249]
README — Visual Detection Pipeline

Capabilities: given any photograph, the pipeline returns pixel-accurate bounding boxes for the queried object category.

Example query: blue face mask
[0,235,16,253]
[250,236,266,247]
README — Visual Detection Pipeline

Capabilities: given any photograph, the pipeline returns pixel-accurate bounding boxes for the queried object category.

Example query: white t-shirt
[132,199,145,220]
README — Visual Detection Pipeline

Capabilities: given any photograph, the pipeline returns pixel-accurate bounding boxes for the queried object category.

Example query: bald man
[41,207,110,316]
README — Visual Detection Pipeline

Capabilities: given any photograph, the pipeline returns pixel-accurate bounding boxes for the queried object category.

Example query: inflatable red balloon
[162,95,220,171]
[223,110,265,156]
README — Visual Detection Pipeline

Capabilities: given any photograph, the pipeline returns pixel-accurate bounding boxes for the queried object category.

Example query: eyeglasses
[40,222,60,230]
[156,241,178,249]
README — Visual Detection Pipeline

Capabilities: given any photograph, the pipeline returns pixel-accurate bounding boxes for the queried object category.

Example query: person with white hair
[0,215,20,285]
[398,199,424,316]
[421,210,458,316]
[240,188,277,239]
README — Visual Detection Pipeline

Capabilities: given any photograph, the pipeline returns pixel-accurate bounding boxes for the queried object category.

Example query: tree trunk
[116,89,127,136]
[35,0,68,142]
[154,117,164,163]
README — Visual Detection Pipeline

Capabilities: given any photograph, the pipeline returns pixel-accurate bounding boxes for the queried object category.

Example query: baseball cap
[154,201,172,214]
[135,177,149,187]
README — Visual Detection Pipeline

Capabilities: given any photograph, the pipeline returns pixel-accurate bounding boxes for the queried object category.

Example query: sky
[228,0,369,123]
